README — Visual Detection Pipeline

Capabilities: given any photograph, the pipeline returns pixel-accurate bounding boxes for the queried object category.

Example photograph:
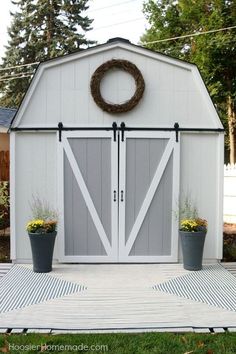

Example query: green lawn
[0,332,236,354]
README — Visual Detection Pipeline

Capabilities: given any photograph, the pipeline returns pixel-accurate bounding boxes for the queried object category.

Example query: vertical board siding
[70,138,112,242]
[64,138,111,257]
[101,139,112,242]
[23,75,47,126]
[125,138,172,257]
[15,133,57,260]
[160,153,173,254]
[137,154,173,256]
[64,153,74,256]
[18,47,216,129]
[46,67,61,123]
[61,62,76,124]
[100,69,136,106]
[180,134,221,260]
[132,138,150,255]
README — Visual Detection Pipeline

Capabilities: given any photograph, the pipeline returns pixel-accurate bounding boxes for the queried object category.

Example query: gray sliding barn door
[58,130,179,263]
[59,131,118,262]
[119,131,179,262]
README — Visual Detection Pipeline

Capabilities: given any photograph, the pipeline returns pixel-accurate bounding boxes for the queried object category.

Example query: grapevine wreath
[90,59,145,114]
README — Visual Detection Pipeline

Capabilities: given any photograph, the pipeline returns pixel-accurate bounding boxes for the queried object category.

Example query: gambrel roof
[11,38,223,129]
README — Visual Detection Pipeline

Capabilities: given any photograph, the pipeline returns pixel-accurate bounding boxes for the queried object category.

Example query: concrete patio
[0,263,236,333]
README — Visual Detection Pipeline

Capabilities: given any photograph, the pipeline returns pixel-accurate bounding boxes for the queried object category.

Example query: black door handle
[121,190,124,202]
[113,190,117,202]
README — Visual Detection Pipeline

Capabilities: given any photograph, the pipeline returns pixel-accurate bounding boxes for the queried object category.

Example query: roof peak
[107,37,131,44]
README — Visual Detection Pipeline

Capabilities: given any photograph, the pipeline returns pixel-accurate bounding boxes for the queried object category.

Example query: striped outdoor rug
[154,264,236,312]
[0,265,85,314]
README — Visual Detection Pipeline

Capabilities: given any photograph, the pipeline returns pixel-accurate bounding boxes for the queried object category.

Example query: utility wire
[0,71,34,79]
[0,62,39,72]
[0,15,145,36]
[87,0,137,13]
[0,0,140,35]
[0,73,33,83]
[141,25,236,45]
[91,17,144,31]
[0,25,235,81]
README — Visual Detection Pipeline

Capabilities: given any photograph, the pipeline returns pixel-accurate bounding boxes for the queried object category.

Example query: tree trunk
[228,95,236,164]
[46,0,53,48]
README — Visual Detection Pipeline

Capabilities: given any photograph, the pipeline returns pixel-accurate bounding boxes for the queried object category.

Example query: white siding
[180,133,223,260]
[14,133,58,261]
[14,46,221,129]
[13,132,223,262]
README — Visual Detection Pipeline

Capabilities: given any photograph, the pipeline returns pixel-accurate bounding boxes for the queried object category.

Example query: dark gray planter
[28,231,57,273]
[180,230,206,271]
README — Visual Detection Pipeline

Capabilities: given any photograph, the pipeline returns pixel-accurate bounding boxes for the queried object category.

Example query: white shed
[10,38,224,264]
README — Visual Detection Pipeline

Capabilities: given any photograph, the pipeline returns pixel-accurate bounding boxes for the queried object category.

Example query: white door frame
[57,130,179,263]
[118,131,180,262]
[57,130,118,262]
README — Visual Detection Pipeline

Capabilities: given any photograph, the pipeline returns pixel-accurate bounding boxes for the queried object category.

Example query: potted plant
[26,197,58,273]
[178,197,208,271]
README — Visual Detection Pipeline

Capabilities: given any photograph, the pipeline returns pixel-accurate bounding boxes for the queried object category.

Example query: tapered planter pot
[28,231,57,273]
[180,230,206,271]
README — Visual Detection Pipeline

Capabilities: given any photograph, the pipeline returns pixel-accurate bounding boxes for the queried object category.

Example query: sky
[0,0,148,62]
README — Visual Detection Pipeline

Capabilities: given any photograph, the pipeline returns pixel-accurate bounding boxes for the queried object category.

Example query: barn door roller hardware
[120,122,126,142]
[58,122,63,142]
[116,122,224,142]
[11,122,224,143]
[174,122,179,142]
[112,122,117,142]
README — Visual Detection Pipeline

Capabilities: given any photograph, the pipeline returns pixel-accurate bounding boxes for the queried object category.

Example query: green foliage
[223,234,236,261]
[0,0,95,108]
[176,195,207,232]
[0,332,236,354]
[142,0,236,161]
[29,195,58,221]
[178,195,198,221]
[0,182,10,230]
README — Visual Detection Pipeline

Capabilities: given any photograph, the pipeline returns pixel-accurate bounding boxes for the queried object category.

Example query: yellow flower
[180,218,207,232]
[26,219,44,233]
[26,219,57,233]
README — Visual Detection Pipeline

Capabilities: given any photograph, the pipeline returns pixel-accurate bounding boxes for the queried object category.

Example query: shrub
[0,182,10,231]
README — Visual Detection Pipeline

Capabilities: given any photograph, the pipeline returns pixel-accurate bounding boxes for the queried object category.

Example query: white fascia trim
[216,134,224,259]
[10,132,16,260]
[117,43,193,71]
[24,42,194,72]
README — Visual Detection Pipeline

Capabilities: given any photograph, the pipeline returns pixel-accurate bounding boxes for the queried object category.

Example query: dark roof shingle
[0,107,17,128]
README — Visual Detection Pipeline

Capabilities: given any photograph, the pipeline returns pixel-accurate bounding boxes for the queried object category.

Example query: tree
[0,0,94,108]
[141,0,236,163]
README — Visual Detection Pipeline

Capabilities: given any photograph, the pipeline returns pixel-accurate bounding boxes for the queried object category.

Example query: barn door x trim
[119,131,180,262]
[58,129,180,263]
[58,131,118,262]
